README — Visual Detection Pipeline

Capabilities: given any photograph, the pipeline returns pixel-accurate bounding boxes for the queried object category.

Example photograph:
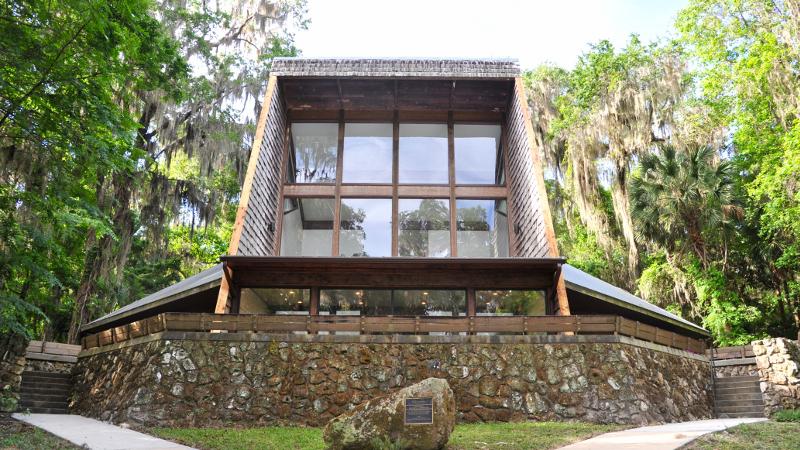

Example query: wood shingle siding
[236,79,287,256]
[271,58,520,79]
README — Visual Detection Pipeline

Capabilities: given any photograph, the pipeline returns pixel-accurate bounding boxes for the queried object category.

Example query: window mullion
[332,113,344,256]
[392,111,399,256]
[448,111,457,257]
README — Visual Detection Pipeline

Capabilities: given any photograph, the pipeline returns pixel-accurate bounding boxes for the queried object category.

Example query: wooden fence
[82,313,707,354]
[26,340,81,363]
[707,344,755,361]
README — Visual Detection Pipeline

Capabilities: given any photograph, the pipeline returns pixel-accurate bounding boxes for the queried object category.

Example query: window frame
[277,112,515,257]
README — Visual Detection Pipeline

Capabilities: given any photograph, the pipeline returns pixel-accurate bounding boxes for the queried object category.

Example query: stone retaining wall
[0,333,28,413]
[25,358,75,375]
[714,359,759,377]
[72,333,713,427]
[753,338,800,416]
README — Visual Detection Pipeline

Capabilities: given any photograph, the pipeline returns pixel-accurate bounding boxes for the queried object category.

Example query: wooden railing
[81,313,707,354]
[707,344,755,361]
[26,340,81,363]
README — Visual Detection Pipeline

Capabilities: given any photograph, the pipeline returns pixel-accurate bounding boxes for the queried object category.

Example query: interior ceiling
[280,78,514,112]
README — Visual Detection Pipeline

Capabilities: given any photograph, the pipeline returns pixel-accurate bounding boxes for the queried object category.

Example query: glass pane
[289,123,338,183]
[320,290,392,315]
[455,124,503,184]
[456,199,509,257]
[240,288,310,314]
[280,197,334,256]
[343,123,393,183]
[476,290,546,316]
[398,198,450,257]
[393,290,465,316]
[399,124,448,184]
[339,198,392,257]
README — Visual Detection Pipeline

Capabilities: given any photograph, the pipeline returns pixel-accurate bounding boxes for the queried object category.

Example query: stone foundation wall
[753,338,800,416]
[714,360,759,377]
[72,333,713,427]
[0,333,28,413]
[25,358,75,375]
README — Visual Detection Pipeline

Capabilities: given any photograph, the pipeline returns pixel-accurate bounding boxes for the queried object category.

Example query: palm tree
[629,145,741,269]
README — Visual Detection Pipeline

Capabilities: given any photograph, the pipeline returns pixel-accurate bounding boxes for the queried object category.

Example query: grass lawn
[150,421,623,450]
[683,421,800,450]
[0,414,78,450]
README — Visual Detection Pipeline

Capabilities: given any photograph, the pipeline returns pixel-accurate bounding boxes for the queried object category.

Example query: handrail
[81,313,706,354]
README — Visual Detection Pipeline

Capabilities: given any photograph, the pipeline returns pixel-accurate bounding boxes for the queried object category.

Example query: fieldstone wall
[753,338,800,416]
[0,333,28,413]
[25,358,75,375]
[714,360,759,378]
[72,333,712,427]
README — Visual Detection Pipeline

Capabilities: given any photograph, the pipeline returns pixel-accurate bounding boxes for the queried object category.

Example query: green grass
[773,409,800,422]
[0,415,79,450]
[151,421,623,450]
[683,421,800,450]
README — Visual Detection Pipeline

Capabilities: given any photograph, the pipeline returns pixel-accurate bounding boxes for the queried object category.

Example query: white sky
[294,0,689,70]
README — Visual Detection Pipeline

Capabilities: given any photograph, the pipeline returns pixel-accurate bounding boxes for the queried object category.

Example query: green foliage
[774,409,800,422]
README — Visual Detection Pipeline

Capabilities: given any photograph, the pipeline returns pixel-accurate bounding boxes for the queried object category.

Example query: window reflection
[280,197,334,256]
[289,123,338,183]
[339,198,392,257]
[319,289,465,316]
[476,290,546,316]
[455,124,503,185]
[240,288,310,314]
[456,199,509,257]
[399,124,448,184]
[343,123,393,183]
[393,290,465,316]
[398,198,450,257]
[320,289,392,315]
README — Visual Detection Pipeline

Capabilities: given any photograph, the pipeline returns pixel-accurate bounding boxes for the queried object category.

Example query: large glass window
[456,199,509,257]
[398,198,450,257]
[343,123,393,183]
[476,290,546,316]
[280,197,334,256]
[319,289,465,316]
[393,290,465,316]
[289,123,338,183]
[455,124,503,185]
[339,198,392,257]
[399,124,448,184]
[240,288,311,314]
[320,290,392,315]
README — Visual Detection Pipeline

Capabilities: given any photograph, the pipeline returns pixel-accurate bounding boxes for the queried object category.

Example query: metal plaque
[404,397,433,425]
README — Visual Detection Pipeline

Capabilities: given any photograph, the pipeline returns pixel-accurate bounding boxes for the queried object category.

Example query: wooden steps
[17,371,71,414]
[714,376,765,418]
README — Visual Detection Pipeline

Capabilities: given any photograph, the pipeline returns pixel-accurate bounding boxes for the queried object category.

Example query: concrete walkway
[12,413,194,450]
[558,418,767,450]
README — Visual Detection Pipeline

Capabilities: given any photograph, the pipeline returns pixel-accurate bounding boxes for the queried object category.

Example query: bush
[773,409,800,422]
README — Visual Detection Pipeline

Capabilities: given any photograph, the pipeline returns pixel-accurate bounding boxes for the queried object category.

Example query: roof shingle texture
[271,57,520,78]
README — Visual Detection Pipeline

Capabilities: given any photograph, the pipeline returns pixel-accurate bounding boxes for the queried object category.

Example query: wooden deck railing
[26,340,81,363]
[706,344,755,360]
[81,313,706,354]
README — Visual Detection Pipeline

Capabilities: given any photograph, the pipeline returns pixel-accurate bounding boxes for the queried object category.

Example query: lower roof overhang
[221,256,566,290]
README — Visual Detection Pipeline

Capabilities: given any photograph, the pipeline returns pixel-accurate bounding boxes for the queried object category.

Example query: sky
[293,0,689,70]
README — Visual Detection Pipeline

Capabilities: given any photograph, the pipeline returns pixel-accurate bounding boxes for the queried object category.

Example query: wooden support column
[466,288,476,317]
[514,77,570,315]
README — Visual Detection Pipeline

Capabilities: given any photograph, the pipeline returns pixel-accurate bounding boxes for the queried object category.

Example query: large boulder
[323,377,456,450]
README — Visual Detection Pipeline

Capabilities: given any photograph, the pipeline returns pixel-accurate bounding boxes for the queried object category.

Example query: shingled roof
[270,57,520,78]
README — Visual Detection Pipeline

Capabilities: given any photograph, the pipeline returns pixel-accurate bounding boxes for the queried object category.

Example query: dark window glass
[280,197,334,256]
[399,124,448,184]
[392,290,465,316]
[456,199,509,257]
[240,288,310,314]
[398,198,450,257]
[476,290,546,316]
[319,290,391,315]
[339,198,392,257]
[455,124,503,184]
[289,123,338,183]
[343,123,393,183]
